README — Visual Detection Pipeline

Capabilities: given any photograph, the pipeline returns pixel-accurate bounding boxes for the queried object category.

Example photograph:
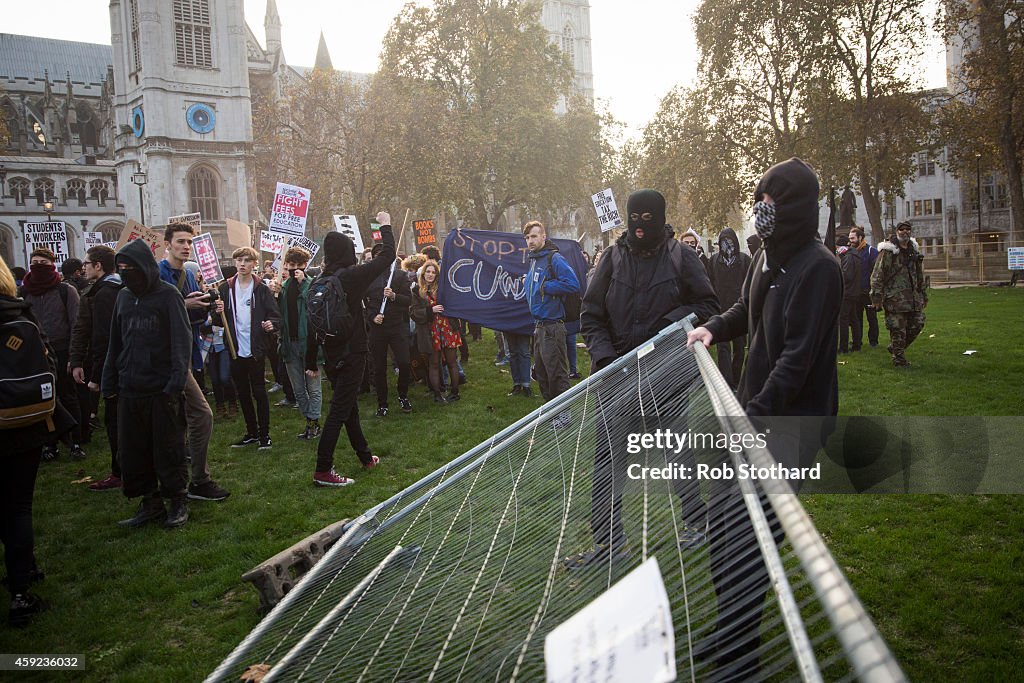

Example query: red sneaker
[363,455,380,470]
[88,474,122,491]
[313,469,354,487]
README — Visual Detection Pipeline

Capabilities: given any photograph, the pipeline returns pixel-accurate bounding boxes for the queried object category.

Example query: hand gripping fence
[207,317,905,682]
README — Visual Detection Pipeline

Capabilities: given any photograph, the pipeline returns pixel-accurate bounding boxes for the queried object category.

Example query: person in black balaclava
[687,158,841,677]
[572,189,719,569]
[102,239,192,529]
[707,227,752,389]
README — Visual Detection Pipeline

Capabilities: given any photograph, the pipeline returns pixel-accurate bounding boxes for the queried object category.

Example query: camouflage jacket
[870,238,927,313]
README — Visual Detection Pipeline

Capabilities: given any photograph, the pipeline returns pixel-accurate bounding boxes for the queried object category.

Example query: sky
[3,0,948,140]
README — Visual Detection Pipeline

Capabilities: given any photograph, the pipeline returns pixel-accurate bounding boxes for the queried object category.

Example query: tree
[379,0,600,230]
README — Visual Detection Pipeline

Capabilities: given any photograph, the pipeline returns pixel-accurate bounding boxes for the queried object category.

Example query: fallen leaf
[963,350,978,356]
[71,476,93,485]
[240,663,272,682]
[929,334,936,338]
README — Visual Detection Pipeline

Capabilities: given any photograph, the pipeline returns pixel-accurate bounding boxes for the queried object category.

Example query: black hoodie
[708,228,752,309]
[102,239,192,399]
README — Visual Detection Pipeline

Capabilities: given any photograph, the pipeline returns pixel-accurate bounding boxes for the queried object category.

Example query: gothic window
[188,166,220,220]
[174,0,214,68]
[97,222,123,243]
[9,177,30,205]
[90,180,110,205]
[129,0,143,72]
[562,25,576,67]
[67,179,87,206]
[34,178,55,204]
[0,224,13,266]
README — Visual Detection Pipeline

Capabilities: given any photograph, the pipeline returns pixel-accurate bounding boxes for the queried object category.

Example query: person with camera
[870,221,928,368]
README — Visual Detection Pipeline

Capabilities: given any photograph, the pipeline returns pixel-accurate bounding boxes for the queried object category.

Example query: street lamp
[131,163,148,226]
[42,198,54,222]
[975,152,983,281]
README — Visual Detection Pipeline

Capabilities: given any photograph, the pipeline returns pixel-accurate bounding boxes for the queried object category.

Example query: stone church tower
[541,0,594,109]
[108,0,254,246]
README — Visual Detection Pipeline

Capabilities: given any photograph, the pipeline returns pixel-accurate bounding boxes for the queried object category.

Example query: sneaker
[275,397,296,407]
[8,592,47,628]
[187,480,231,502]
[495,357,510,366]
[231,434,259,448]
[89,474,122,492]
[70,444,86,461]
[433,393,447,404]
[296,425,311,440]
[507,385,523,397]
[363,455,380,469]
[164,498,189,529]
[258,437,273,450]
[374,406,389,417]
[117,497,166,528]
[563,542,632,571]
[306,421,321,439]
[267,382,283,394]
[41,445,59,462]
[678,523,707,549]
[568,372,582,380]
[521,386,533,398]
[445,393,460,402]
[313,469,355,487]
[398,397,413,413]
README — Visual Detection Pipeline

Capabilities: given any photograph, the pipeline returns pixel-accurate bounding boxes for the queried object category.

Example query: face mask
[119,267,147,296]
[30,263,56,277]
[625,189,668,251]
[721,238,736,266]
[753,201,776,240]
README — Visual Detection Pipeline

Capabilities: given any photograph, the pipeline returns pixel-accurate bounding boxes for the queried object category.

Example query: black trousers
[53,348,81,445]
[231,356,270,439]
[117,394,188,499]
[853,289,879,349]
[2,449,42,593]
[369,324,411,407]
[317,353,372,473]
[104,395,120,478]
[715,335,746,390]
[838,298,859,352]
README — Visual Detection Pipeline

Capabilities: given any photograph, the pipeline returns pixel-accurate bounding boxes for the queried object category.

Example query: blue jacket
[854,243,878,291]
[526,243,580,322]
[159,259,205,371]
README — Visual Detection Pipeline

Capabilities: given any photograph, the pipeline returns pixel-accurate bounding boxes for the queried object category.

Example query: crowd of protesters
[2,164,929,632]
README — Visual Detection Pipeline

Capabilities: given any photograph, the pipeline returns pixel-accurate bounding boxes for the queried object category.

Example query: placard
[268,182,311,237]
[272,234,321,271]
[23,222,70,268]
[83,231,104,251]
[592,188,624,233]
[370,221,382,242]
[115,219,165,260]
[414,219,438,248]
[260,231,287,255]
[1008,246,1024,271]
[192,233,224,284]
[167,212,202,232]
[333,214,365,253]
[225,217,253,248]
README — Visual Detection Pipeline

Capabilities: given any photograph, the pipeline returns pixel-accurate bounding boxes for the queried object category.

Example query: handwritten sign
[436,229,586,335]
[260,231,287,255]
[268,182,311,237]
[272,235,321,272]
[167,212,202,232]
[192,233,224,284]
[83,231,104,251]
[544,557,676,683]
[414,219,438,248]
[592,188,623,233]
[333,214,365,253]
[115,219,165,260]
[23,222,70,268]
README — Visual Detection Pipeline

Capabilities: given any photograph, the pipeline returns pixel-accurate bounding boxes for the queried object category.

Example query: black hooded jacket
[102,239,192,399]
[708,228,752,309]
[704,158,841,417]
[69,275,122,385]
[582,226,719,369]
[364,258,412,330]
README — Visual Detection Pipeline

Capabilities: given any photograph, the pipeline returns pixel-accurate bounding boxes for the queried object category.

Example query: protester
[61,258,89,292]
[11,266,26,287]
[871,221,928,368]
[102,240,192,529]
[687,157,841,677]
[523,220,580,402]
[681,227,710,271]
[410,259,461,403]
[69,245,124,491]
[366,244,413,417]
[159,224,230,501]
[20,247,85,461]
[575,188,719,567]
[849,225,879,349]
[217,247,281,450]
[272,246,322,438]
[307,212,396,487]
[1,254,76,626]
[707,227,752,389]
[836,234,862,354]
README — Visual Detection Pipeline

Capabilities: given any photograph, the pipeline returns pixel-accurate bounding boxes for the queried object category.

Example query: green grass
[1,287,1022,681]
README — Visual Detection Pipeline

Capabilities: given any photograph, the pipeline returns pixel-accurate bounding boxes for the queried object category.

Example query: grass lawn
[1,287,1022,681]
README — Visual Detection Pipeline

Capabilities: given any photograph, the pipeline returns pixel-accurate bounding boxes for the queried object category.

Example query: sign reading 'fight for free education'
[268,183,311,237]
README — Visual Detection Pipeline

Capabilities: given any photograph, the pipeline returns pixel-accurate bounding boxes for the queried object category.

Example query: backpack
[546,253,582,322]
[307,272,356,343]
[0,317,56,430]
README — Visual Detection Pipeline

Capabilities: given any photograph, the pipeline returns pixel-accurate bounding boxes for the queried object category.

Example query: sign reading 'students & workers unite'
[268,183,311,237]
[24,222,70,268]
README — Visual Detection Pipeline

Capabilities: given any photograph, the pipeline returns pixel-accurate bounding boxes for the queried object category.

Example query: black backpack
[307,272,356,343]
[0,316,56,431]
[546,254,582,322]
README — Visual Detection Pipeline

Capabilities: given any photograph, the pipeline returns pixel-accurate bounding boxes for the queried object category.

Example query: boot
[118,494,166,528]
[164,496,189,529]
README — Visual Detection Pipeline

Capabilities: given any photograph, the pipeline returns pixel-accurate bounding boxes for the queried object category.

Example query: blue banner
[437,228,587,336]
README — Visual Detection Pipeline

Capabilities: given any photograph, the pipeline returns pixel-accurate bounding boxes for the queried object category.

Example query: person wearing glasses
[870,221,928,368]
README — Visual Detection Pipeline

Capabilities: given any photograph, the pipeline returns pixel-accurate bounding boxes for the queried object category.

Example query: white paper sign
[83,231,104,251]
[333,214,365,253]
[1008,247,1024,270]
[23,222,71,268]
[260,230,288,255]
[592,188,624,233]
[545,557,676,683]
[272,235,321,271]
[269,183,311,237]
[167,212,202,232]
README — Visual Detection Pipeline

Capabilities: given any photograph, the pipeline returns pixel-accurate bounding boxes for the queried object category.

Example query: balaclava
[718,228,738,267]
[625,189,668,252]
[117,259,148,296]
[324,232,357,269]
[752,157,820,270]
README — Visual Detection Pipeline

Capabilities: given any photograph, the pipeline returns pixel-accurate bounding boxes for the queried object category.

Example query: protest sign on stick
[167,212,202,232]
[23,222,70,268]
[414,219,438,249]
[225,218,252,248]
[592,188,624,233]
[115,219,165,260]
[259,231,287,255]
[192,233,224,284]
[83,231,104,252]
[268,183,311,237]
[333,214,365,253]
[271,234,321,271]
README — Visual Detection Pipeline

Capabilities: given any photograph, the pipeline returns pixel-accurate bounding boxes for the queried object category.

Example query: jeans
[284,358,322,421]
[230,356,271,440]
[208,349,236,405]
[505,332,532,388]
[565,333,578,374]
